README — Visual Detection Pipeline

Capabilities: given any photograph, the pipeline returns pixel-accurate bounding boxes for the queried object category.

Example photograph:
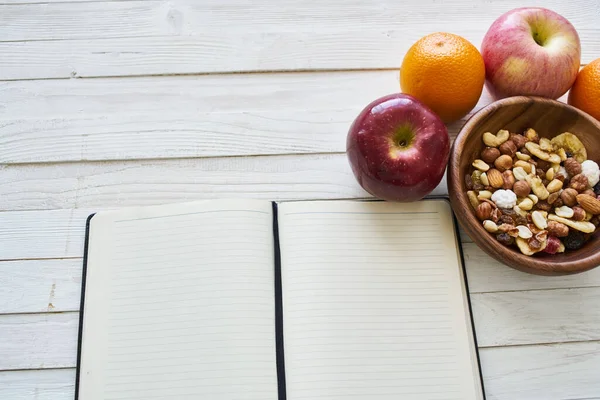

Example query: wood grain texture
[0,312,78,370]
[463,243,600,293]
[0,0,598,80]
[0,259,82,314]
[3,341,600,400]
[0,209,94,260]
[0,70,491,163]
[0,369,76,400]
[3,286,600,370]
[448,96,600,275]
[472,288,600,347]
[2,241,599,314]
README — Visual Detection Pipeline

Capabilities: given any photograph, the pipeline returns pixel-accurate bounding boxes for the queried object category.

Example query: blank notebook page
[78,200,279,400]
[278,200,483,400]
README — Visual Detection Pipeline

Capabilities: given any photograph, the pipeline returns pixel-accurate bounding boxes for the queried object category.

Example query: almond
[576,194,600,215]
[487,169,504,189]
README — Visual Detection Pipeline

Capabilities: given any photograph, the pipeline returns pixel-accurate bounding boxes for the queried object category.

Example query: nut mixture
[466,129,600,255]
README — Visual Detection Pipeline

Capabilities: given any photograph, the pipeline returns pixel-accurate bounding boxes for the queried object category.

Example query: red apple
[346,93,449,202]
[482,7,581,99]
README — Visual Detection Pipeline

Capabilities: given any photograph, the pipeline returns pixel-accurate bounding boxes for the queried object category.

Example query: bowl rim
[448,95,600,275]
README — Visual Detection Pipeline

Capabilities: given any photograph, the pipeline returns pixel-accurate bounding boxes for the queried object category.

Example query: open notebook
[76,199,485,400]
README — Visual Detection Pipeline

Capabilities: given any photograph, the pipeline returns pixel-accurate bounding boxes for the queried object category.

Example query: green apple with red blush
[346,93,450,202]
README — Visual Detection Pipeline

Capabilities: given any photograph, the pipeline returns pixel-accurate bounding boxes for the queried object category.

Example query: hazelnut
[564,158,582,176]
[499,140,517,157]
[582,189,596,197]
[481,147,501,164]
[572,206,586,221]
[513,181,531,197]
[502,170,516,190]
[547,221,569,237]
[510,134,528,149]
[476,202,493,221]
[494,155,513,172]
[570,174,589,192]
[561,188,579,207]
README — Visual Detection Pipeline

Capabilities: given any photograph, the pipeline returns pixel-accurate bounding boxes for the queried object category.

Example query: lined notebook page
[78,200,279,400]
[278,200,483,400]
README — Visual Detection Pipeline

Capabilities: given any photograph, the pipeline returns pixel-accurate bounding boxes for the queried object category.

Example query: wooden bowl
[448,96,600,275]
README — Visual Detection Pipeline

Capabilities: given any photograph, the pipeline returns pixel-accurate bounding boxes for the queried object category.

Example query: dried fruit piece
[536,201,551,212]
[563,230,586,250]
[550,132,587,163]
[483,130,510,148]
[564,158,582,176]
[472,159,490,172]
[543,236,562,254]
[532,211,548,230]
[494,155,513,172]
[594,182,600,196]
[560,188,579,207]
[548,214,596,233]
[557,148,567,162]
[467,191,479,209]
[547,220,569,237]
[496,232,514,246]
[483,220,499,233]
[576,194,600,214]
[526,175,550,200]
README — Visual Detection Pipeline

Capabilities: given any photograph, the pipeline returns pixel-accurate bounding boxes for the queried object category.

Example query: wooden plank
[2,287,600,370]
[2,303,600,376]
[0,70,489,163]
[0,0,598,79]
[2,341,600,400]
[464,243,600,293]
[0,259,82,314]
[0,369,75,400]
[0,312,78,370]
[0,209,93,260]
[0,154,378,211]
[472,288,600,347]
[2,245,599,315]
[480,341,600,400]
[2,0,598,42]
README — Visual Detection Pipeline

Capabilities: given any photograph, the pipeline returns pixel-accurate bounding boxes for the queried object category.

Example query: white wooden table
[1,1,600,399]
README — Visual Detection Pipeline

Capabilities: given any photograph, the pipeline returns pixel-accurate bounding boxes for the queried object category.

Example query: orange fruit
[400,32,485,123]
[568,58,600,122]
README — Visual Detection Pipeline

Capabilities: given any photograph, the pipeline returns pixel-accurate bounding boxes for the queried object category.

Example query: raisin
[594,182,600,196]
[499,215,515,225]
[515,216,528,226]
[496,233,514,246]
[465,174,474,190]
[565,151,573,158]
[563,231,586,251]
